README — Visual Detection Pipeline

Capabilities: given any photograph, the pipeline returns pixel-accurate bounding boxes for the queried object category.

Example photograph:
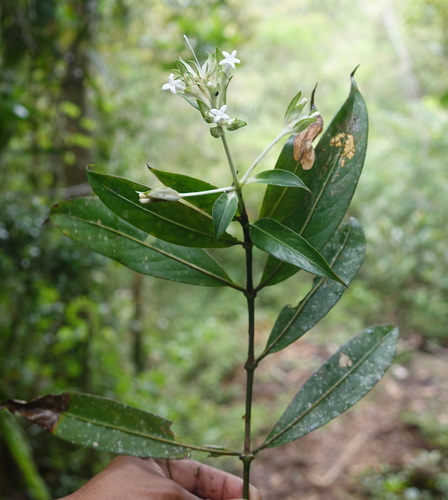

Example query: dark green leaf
[260,218,365,356]
[50,198,239,288]
[149,167,220,215]
[260,325,398,449]
[212,191,238,241]
[248,169,310,190]
[1,393,239,458]
[87,169,240,248]
[260,75,368,287]
[1,393,188,458]
[259,135,313,222]
[250,218,345,285]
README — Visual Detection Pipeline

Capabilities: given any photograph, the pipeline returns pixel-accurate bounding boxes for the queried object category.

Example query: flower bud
[226,118,247,131]
[137,188,181,203]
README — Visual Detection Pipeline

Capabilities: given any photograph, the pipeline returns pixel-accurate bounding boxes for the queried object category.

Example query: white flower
[219,50,240,70]
[209,105,231,124]
[162,73,186,94]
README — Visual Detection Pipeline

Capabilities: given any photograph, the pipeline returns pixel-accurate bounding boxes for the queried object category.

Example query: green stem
[180,185,236,197]
[239,130,288,185]
[221,131,257,498]
[239,208,257,499]
[220,132,241,189]
[241,454,254,499]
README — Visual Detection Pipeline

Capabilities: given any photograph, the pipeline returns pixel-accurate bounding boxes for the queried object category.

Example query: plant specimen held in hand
[1,37,398,499]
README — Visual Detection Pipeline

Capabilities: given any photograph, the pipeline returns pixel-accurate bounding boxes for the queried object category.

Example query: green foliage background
[0,0,447,498]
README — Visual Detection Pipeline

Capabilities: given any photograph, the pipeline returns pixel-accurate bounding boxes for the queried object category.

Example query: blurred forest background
[0,0,447,499]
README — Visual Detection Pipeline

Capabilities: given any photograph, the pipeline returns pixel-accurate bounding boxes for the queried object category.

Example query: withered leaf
[293,113,324,170]
[0,393,70,432]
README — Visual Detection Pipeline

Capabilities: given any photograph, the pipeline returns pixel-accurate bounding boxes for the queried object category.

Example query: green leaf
[283,90,303,122]
[250,218,345,285]
[212,191,238,241]
[87,169,240,249]
[0,411,51,500]
[259,135,314,222]
[149,167,220,215]
[1,393,239,458]
[50,198,239,288]
[1,393,189,458]
[260,75,368,287]
[247,169,310,190]
[261,218,365,356]
[260,325,399,449]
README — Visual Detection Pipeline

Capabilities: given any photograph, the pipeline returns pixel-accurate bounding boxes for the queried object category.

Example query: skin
[57,456,262,500]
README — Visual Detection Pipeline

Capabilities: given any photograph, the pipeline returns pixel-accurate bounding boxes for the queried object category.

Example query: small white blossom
[209,105,231,124]
[219,50,240,70]
[162,73,186,94]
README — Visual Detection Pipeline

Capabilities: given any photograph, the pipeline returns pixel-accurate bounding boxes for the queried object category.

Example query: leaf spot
[339,352,353,368]
[330,132,356,166]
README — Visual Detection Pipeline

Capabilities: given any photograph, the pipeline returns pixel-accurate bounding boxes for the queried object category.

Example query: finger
[248,484,263,500]
[110,457,203,500]
[232,485,263,500]
[156,459,245,499]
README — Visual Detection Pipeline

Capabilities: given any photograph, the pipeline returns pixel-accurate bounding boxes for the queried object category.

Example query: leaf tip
[310,83,318,110]
[350,65,361,79]
[0,393,71,432]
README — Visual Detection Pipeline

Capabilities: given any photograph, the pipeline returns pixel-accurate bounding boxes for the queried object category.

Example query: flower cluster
[162,39,246,135]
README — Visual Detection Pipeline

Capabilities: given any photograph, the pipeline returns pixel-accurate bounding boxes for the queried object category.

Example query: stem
[220,131,257,498]
[220,132,248,216]
[220,133,241,189]
[239,130,288,185]
[241,455,254,499]
[180,186,236,198]
[240,208,257,499]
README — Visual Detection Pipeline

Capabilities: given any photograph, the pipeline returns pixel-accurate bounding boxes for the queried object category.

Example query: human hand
[57,455,262,500]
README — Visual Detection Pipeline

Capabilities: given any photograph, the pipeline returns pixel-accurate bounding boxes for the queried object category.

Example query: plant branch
[180,186,236,197]
[220,133,241,190]
[238,206,257,499]
[239,130,288,185]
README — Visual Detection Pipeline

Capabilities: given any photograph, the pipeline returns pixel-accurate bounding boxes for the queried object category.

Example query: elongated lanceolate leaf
[250,218,345,285]
[149,168,220,215]
[261,218,365,357]
[87,170,240,248]
[260,75,368,287]
[248,169,310,190]
[259,136,314,222]
[1,393,188,458]
[50,198,239,288]
[213,192,238,241]
[260,325,399,449]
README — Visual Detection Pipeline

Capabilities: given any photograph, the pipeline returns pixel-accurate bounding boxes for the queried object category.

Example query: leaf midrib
[258,106,357,289]
[61,213,243,291]
[92,178,237,245]
[261,224,352,357]
[258,329,393,451]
